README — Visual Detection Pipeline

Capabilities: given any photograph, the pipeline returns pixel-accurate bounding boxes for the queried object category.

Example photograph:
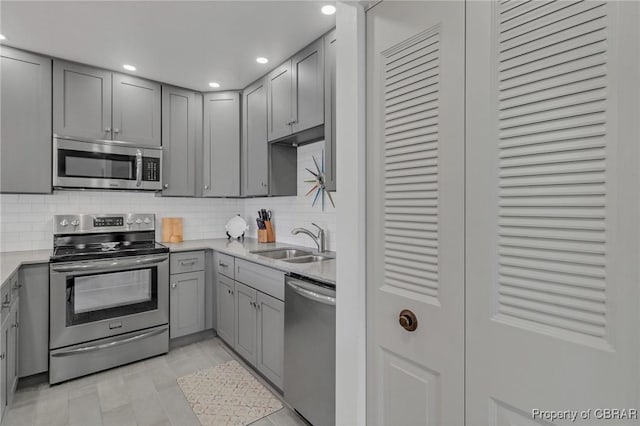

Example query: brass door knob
[399,309,418,332]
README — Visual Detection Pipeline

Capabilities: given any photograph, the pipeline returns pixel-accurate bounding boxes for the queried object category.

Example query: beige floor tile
[101,403,137,426]
[68,391,102,426]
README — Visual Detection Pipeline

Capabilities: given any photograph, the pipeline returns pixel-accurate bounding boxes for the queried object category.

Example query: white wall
[335,2,367,426]
[243,141,337,251]
[0,192,241,252]
[0,141,336,253]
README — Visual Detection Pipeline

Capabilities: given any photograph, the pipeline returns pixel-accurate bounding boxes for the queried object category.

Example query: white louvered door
[466,1,640,425]
[366,2,465,424]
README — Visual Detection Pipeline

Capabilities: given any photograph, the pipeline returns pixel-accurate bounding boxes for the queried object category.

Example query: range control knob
[135,218,143,224]
[126,218,134,225]
[70,220,80,227]
[59,219,69,227]
[143,218,151,224]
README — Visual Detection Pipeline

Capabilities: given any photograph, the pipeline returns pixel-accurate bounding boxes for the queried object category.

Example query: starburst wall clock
[305,151,335,210]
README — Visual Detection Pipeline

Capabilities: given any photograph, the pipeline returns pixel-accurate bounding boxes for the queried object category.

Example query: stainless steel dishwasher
[284,274,336,426]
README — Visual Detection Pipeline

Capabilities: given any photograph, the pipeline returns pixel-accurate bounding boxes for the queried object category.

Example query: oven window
[58,149,135,180]
[66,267,158,326]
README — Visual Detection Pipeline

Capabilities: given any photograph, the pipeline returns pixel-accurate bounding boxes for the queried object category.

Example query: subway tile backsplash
[0,141,336,253]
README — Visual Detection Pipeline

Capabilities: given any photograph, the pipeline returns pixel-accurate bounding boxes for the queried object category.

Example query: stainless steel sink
[250,248,313,259]
[282,255,333,264]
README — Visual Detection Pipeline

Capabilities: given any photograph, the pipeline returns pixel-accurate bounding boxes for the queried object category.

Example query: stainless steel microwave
[53,136,162,191]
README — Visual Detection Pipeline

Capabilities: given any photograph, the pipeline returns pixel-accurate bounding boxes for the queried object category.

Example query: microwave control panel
[143,158,160,182]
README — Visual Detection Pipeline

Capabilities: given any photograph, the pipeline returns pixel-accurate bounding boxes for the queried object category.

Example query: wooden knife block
[258,221,275,243]
[161,217,183,243]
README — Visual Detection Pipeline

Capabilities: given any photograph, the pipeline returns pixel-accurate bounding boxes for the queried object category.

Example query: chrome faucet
[291,223,326,253]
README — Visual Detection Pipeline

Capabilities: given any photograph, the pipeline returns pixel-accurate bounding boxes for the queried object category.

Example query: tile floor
[4,336,309,426]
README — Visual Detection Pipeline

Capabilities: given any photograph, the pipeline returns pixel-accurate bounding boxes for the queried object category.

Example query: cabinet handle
[171,283,177,289]
[256,303,260,310]
[0,353,4,360]
[179,259,198,266]
[1,301,10,309]
[113,128,120,134]
[11,323,17,329]
[219,262,228,268]
[164,184,169,189]
[204,185,209,190]
[105,127,111,132]
[12,283,22,290]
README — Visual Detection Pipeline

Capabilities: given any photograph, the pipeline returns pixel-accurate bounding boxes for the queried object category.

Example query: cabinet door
[291,39,324,134]
[243,79,269,196]
[0,317,7,418]
[0,47,52,194]
[112,73,161,146]
[53,60,112,140]
[216,273,235,345]
[170,271,205,339]
[267,61,293,141]
[323,29,337,192]
[161,85,197,196]
[256,292,284,389]
[8,301,18,400]
[202,92,240,197]
[18,264,49,377]
[234,281,257,365]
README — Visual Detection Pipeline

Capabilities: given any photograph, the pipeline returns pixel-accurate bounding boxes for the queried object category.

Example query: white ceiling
[0,1,336,91]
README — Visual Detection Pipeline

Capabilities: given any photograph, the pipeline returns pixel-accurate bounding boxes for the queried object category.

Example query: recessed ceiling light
[321,5,336,15]
[256,57,269,64]
[122,64,136,71]
[209,82,220,88]
[0,34,6,41]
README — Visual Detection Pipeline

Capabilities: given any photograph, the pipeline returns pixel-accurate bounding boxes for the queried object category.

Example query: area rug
[177,360,283,426]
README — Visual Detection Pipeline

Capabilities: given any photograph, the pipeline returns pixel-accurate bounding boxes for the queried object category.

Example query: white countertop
[164,238,336,285]
[0,249,52,285]
[0,238,336,286]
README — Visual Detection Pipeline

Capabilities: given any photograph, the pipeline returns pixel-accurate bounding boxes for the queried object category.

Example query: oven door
[50,254,169,349]
[53,136,162,190]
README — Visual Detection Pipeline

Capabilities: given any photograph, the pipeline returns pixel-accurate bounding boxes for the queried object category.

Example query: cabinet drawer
[170,251,205,274]
[216,253,235,279]
[235,259,285,301]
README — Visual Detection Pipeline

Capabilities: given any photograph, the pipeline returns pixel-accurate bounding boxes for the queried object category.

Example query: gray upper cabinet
[161,85,198,196]
[324,29,337,192]
[243,78,269,196]
[53,60,112,140]
[291,38,324,134]
[53,60,161,146]
[0,47,52,194]
[267,61,293,142]
[112,73,161,146]
[203,92,241,197]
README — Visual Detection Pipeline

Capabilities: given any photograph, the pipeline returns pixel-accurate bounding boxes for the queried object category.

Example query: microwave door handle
[136,149,142,187]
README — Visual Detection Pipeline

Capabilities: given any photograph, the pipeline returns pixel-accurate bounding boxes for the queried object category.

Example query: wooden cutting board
[161,217,183,243]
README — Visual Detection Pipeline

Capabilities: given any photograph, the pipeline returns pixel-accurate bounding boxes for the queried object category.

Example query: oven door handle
[51,254,168,273]
[50,327,166,357]
[136,149,143,187]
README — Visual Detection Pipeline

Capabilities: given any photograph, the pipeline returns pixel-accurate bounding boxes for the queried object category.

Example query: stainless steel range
[49,213,169,384]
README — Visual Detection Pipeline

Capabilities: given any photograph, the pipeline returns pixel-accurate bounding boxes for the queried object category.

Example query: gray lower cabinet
[242,78,269,196]
[323,29,337,192]
[255,292,284,389]
[0,47,52,194]
[0,278,19,423]
[234,281,257,364]
[170,251,206,339]
[202,92,241,197]
[216,273,235,345]
[161,85,198,196]
[170,271,205,339]
[53,60,112,140]
[18,264,49,378]
[112,73,161,146]
[291,38,324,134]
[53,60,161,146]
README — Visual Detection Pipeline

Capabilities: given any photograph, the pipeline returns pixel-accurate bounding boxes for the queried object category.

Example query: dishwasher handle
[286,278,335,306]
